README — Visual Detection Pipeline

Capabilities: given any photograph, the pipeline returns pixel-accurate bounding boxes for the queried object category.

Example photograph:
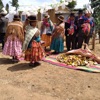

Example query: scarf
[43,19,50,27]
[67,18,76,35]
[22,26,38,51]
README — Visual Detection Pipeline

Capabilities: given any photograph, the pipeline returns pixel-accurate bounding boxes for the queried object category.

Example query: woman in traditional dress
[23,16,30,34]
[41,14,54,49]
[23,15,44,66]
[3,14,24,61]
[50,15,65,54]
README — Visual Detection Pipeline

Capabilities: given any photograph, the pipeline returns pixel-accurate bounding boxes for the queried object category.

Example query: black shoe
[12,58,19,63]
[29,62,41,67]
[52,51,59,54]
[29,62,35,67]
[34,62,41,66]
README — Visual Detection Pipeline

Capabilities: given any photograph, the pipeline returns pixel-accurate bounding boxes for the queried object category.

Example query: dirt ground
[0,40,100,100]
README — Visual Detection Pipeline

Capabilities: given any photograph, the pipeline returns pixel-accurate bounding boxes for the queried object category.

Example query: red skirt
[25,41,44,62]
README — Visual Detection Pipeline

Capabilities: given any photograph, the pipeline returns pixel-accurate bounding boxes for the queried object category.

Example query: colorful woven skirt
[25,41,44,62]
[3,35,22,57]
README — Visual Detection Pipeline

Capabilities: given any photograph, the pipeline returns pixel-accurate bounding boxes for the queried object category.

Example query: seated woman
[66,44,100,64]
[50,15,65,54]
[23,15,44,66]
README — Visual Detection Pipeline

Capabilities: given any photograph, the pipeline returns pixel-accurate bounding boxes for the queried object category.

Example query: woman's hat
[58,15,64,21]
[26,16,30,21]
[78,9,83,14]
[29,15,37,22]
[84,10,91,14]
[44,13,50,19]
[0,8,7,15]
[13,14,20,20]
[70,13,75,17]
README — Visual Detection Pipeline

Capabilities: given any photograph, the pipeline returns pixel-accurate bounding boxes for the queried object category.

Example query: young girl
[23,15,44,66]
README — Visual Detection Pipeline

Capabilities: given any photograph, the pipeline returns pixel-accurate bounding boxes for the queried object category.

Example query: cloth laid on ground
[42,55,100,73]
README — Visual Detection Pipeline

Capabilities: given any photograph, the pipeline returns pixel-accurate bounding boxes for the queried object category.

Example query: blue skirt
[50,37,64,52]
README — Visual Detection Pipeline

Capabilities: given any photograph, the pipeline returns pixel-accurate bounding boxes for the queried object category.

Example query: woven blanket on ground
[42,55,100,73]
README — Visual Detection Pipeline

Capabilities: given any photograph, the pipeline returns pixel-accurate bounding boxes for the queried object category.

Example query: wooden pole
[92,31,96,50]
[99,31,100,43]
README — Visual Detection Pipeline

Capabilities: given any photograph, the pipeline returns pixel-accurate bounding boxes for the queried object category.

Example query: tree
[90,0,100,30]
[67,1,76,9]
[60,0,77,9]
[0,0,4,11]
[83,4,87,10]
[60,0,76,9]
[10,0,19,10]
[6,3,9,13]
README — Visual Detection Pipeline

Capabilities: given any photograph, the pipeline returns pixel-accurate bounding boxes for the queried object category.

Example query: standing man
[65,13,77,51]
[0,9,8,49]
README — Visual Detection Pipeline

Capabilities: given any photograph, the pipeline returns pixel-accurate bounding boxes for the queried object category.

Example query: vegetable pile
[57,54,98,67]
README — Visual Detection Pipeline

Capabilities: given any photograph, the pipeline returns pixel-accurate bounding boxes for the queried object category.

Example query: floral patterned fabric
[25,40,44,62]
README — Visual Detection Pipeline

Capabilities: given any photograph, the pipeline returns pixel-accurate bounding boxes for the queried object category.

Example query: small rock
[88,85,91,88]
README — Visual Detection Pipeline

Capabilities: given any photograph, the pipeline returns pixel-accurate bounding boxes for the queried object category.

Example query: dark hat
[13,14,20,20]
[70,13,75,17]
[44,13,50,19]
[26,16,30,21]
[58,15,64,21]
[0,8,7,15]
[29,15,37,22]
[78,9,83,14]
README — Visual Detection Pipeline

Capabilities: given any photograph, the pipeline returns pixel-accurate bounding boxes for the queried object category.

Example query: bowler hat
[0,9,7,15]
[13,14,20,20]
[44,13,50,19]
[70,13,75,17]
[78,9,83,14]
[58,15,64,21]
[29,15,37,22]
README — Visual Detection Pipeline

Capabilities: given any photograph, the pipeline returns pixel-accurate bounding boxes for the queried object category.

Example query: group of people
[0,8,98,67]
[40,9,94,54]
[65,9,94,51]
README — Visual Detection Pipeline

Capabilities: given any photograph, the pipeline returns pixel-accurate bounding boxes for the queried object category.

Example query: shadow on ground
[0,58,16,64]
[7,63,40,72]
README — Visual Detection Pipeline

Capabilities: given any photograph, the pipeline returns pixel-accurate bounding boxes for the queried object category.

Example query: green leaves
[60,0,76,9]
[67,1,77,9]
[6,3,9,13]
[10,0,19,10]
[0,0,4,10]
[90,0,100,30]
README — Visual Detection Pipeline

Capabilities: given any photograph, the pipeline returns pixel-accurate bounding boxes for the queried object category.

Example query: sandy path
[0,42,100,100]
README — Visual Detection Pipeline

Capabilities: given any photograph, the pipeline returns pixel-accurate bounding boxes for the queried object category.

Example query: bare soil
[0,40,100,100]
